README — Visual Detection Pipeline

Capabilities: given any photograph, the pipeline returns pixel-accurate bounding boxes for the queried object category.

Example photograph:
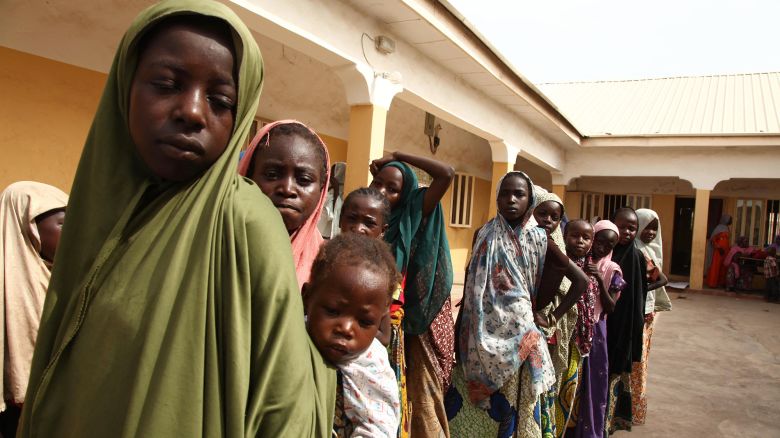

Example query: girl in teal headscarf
[369,151,454,438]
[18,1,334,437]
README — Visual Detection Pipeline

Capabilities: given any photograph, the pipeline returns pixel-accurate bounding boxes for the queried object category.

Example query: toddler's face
[304,263,389,366]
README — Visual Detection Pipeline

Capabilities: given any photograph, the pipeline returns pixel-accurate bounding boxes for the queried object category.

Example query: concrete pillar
[343,104,389,194]
[689,189,711,290]
[652,194,676,276]
[487,141,520,218]
[335,63,402,195]
[488,161,515,218]
[552,184,567,202]
[565,191,583,220]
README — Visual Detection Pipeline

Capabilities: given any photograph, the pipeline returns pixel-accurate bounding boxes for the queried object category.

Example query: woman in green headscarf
[369,151,454,438]
[18,1,334,437]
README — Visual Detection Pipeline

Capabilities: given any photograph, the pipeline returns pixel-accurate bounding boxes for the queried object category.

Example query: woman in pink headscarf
[239,120,330,287]
[574,219,626,438]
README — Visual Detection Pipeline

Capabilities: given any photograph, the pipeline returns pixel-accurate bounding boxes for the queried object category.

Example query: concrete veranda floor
[613,291,780,437]
[450,287,780,437]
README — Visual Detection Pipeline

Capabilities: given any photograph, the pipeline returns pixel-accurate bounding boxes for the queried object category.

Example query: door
[671,197,695,275]
[706,198,724,238]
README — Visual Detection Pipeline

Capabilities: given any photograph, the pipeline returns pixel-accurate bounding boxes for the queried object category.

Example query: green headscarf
[382,162,453,335]
[19,1,334,437]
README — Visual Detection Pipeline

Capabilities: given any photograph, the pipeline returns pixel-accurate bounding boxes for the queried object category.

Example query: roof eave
[403,0,584,144]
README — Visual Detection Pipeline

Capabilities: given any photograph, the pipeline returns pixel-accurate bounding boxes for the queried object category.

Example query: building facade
[1,0,778,288]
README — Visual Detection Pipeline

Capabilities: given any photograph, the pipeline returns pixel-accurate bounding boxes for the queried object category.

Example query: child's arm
[648,269,668,291]
[376,313,391,346]
[586,262,618,313]
[371,151,454,217]
[549,260,588,321]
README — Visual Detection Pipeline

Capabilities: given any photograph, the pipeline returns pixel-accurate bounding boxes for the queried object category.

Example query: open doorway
[671,197,726,276]
[671,197,695,275]
[706,198,724,238]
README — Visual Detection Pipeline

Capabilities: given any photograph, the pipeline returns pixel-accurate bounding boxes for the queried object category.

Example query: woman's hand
[369,153,396,176]
[534,312,548,328]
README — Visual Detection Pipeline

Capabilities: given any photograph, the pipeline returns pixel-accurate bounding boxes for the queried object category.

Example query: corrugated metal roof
[538,73,780,136]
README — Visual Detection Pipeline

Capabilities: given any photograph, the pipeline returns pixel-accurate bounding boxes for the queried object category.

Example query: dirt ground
[450,287,780,437]
[613,291,780,437]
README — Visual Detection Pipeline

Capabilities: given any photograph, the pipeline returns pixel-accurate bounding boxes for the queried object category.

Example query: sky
[446,0,780,84]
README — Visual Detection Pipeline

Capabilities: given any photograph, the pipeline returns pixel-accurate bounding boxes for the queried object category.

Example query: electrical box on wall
[424,112,436,137]
[374,35,396,55]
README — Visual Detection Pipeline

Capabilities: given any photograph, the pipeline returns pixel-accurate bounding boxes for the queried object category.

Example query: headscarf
[531,187,571,303]
[459,171,554,407]
[593,220,621,290]
[531,186,566,251]
[705,214,732,272]
[0,182,67,409]
[380,161,453,335]
[607,209,648,374]
[238,120,331,287]
[635,209,672,312]
[710,214,732,240]
[18,2,334,437]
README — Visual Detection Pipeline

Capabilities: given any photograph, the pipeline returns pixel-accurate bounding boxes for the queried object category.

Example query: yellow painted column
[552,184,567,202]
[565,191,583,219]
[652,194,676,276]
[689,189,711,290]
[343,104,389,195]
[488,161,516,217]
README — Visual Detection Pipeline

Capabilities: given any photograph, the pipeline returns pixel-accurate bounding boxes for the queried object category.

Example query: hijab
[705,214,732,272]
[607,209,648,375]
[380,161,453,335]
[19,2,334,436]
[0,182,67,409]
[593,220,621,290]
[531,187,572,298]
[710,214,732,239]
[635,209,672,312]
[531,187,566,250]
[237,120,331,287]
[459,171,554,407]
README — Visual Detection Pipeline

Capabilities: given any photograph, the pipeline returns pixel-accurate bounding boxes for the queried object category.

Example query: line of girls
[0,1,671,437]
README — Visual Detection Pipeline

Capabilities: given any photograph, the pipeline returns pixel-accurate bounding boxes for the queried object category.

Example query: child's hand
[369,153,397,176]
[585,263,600,277]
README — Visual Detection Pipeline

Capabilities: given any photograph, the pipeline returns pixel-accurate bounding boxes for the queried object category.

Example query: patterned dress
[446,212,556,437]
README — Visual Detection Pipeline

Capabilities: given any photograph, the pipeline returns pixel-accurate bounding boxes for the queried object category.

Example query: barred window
[766,200,780,246]
[580,192,602,223]
[603,194,651,219]
[734,199,764,246]
[450,173,475,228]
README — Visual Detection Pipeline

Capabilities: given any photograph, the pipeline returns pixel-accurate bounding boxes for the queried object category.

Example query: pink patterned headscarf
[593,220,621,290]
[238,120,330,289]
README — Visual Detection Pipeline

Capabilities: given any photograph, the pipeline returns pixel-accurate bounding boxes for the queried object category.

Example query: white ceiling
[342,0,578,150]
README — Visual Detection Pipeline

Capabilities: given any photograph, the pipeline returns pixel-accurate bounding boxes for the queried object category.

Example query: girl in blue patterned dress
[446,171,587,437]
